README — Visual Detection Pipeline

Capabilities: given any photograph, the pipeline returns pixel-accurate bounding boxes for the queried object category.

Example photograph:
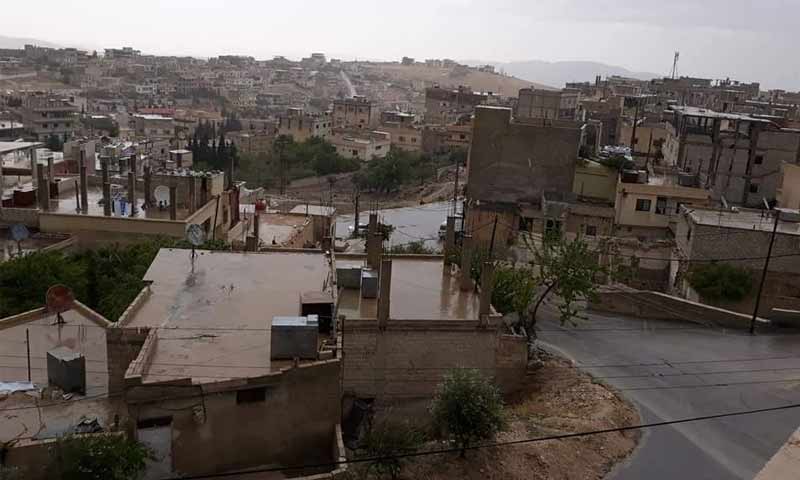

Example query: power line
[160,401,800,479]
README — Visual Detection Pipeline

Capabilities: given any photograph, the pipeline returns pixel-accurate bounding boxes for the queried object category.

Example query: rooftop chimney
[479,261,495,325]
[128,154,137,217]
[37,166,49,211]
[143,165,152,209]
[79,149,88,214]
[443,215,456,267]
[459,234,473,291]
[378,258,392,330]
[169,185,177,220]
[101,156,111,216]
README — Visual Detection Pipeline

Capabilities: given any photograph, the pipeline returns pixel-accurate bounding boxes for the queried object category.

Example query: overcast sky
[3,0,798,89]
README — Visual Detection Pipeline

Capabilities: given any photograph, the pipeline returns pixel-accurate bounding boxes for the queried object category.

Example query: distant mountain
[0,35,64,50]
[463,60,662,89]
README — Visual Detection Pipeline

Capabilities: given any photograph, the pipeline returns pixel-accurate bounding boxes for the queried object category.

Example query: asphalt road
[537,310,800,480]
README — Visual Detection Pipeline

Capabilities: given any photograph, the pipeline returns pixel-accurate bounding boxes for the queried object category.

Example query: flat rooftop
[671,106,773,123]
[49,184,191,220]
[254,212,309,246]
[126,249,332,383]
[687,207,800,236]
[0,141,42,155]
[337,257,480,321]
[289,204,335,217]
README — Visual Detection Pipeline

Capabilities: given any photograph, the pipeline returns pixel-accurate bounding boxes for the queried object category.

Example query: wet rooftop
[126,249,332,383]
[688,207,800,236]
[336,257,480,321]
[49,185,191,220]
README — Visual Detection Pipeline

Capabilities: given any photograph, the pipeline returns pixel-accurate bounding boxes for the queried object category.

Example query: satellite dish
[154,185,170,204]
[46,285,75,316]
[186,224,205,247]
[10,224,29,242]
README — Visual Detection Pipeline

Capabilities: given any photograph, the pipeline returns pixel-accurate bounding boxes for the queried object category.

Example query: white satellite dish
[186,224,205,247]
[154,185,170,205]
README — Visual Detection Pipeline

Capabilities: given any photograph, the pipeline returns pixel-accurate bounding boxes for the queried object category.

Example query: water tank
[271,316,319,360]
[361,269,379,299]
[47,347,86,395]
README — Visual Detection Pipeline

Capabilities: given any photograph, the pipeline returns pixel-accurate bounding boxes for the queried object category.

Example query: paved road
[538,310,800,480]
[340,70,356,98]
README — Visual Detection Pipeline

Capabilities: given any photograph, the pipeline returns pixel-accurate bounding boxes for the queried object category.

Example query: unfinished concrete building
[424,85,495,125]
[465,105,584,248]
[663,106,800,207]
[332,96,376,129]
[277,108,331,142]
[516,88,582,121]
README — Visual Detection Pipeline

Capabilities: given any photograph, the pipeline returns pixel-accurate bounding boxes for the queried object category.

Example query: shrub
[47,434,150,480]
[689,263,753,302]
[430,369,506,457]
[358,419,426,479]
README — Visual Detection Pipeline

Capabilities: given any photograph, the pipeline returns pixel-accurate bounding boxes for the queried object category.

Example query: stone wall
[342,319,526,402]
[589,288,765,330]
[0,207,40,227]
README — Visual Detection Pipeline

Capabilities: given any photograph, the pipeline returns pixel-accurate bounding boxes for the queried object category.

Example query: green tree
[689,263,753,302]
[45,134,63,152]
[491,265,538,321]
[0,251,86,317]
[47,434,150,480]
[358,419,426,479]
[430,369,506,457]
[388,240,437,254]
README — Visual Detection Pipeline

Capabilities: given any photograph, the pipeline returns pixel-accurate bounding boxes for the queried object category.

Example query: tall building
[332,96,376,129]
[516,88,582,121]
[424,86,493,125]
[21,96,79,142]
[277,108,331,142]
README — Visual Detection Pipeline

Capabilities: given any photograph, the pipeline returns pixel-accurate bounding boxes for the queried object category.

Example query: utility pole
[488,215,498,259]
[750,209,781,335]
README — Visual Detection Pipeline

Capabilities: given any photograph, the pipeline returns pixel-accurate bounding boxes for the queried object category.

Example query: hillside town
[1,26,800,480]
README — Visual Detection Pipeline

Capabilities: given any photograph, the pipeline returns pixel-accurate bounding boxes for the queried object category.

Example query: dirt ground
[347,354,640,480]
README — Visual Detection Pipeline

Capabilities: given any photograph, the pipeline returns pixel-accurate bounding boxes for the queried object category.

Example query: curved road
[538,309,800,479]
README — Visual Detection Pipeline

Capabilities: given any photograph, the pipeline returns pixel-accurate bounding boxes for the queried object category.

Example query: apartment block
[333,96,376,129]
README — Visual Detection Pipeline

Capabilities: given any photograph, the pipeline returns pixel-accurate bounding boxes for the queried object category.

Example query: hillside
[463,59,662,89]
[0,35,63,50]
[362,63,553,97]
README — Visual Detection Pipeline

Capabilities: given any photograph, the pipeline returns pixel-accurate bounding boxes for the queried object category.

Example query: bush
[430,369,506,457]
[689,263,753,301]
[47,434,150,480]
[492,266,538,317]
[389,241,438,254]
[358,419,426,479]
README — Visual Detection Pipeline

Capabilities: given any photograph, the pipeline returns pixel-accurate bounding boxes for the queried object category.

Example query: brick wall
[106,327,150,394]
[0,207,40,227]
[342,319,526,402]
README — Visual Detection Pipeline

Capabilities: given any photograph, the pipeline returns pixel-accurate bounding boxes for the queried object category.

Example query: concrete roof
[687,207,800,236]
[671,106,773,123]
[126,249,332,383]
[289,204,335,217]
[337,257,480,321]
[0,141,43,155]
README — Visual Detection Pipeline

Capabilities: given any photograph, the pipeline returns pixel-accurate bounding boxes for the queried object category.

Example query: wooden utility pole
[750,210,781,335]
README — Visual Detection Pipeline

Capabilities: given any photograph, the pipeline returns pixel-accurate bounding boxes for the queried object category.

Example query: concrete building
[133,114,175,139]
[330,129,390,161]
[614,168,712,239]
[338,254,526,406]
[465,105,584,247]
[119,249,342,478]
[227,130,274,157]
[104,46,141,59]
[333,96,376,129]
[663,106,800,207]
[277,108,331,142]
[21,96,79,142]
[0,302,125,480]
[516,88,582,121]
[776,162,800,209]
[581,96,624,147]
[425,85,493,124]
[379,111,421,152]
[674,207,800,316]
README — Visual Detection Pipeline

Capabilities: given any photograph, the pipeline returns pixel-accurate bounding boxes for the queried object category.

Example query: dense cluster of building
[2,42,800,479]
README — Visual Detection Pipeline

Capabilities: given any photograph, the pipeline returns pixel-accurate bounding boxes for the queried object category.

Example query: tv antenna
[10,224,29,257]
[46,284,75,324]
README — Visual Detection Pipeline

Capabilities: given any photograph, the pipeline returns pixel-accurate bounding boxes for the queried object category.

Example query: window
[236,387,267,404]
[399,136,406,142]
[137,416,172,429]
[459,134,466,140]
[635,199,652,212]
[655,196,668,215]
[352,149,358,156]
[375,145,382,150]
[755,155,764,165]
[585,225,597,236]
[411,137,417,143]
[749,183,760,193]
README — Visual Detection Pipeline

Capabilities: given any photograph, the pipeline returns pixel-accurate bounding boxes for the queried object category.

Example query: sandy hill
[363,64,554,97]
